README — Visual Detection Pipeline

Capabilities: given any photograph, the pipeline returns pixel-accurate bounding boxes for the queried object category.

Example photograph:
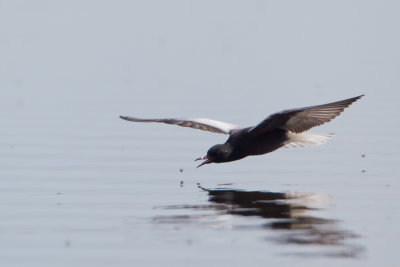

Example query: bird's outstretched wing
[249,95,364,136]
[120,116,242,135]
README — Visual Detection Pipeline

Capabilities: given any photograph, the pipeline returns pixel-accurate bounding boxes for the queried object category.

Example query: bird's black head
[195,144,232,167]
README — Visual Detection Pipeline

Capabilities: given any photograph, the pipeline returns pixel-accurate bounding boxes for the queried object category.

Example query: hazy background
[1,1,399,266]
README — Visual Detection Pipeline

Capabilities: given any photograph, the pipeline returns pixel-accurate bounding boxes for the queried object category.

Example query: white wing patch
[119,116,242,135]
[186,118,242,134]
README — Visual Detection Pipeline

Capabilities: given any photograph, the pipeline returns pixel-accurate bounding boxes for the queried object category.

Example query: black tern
[120,95,363,167]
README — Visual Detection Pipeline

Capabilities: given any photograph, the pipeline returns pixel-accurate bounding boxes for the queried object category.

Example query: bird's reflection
[154,184,364,258]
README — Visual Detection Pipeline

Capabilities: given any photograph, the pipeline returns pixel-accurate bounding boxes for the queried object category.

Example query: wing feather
[119,116,241,135]
[249,95,363,135]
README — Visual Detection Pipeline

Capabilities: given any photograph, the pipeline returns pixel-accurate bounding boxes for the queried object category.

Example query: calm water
[1,98,399,267]
[1,1,400,266]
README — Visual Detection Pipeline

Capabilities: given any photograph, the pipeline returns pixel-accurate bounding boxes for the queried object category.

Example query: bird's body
[120,95,363,167]
[226,127,287,160]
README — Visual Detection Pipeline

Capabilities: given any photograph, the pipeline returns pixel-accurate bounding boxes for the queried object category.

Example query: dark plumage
[120,95,363,167]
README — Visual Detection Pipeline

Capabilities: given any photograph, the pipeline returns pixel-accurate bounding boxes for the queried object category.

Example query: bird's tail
[283,132,334,148]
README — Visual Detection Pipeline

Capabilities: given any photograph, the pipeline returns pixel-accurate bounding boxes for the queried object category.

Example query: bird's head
[195,144,232,168]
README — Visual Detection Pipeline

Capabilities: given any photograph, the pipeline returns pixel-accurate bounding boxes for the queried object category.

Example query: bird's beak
[195,156,213,168]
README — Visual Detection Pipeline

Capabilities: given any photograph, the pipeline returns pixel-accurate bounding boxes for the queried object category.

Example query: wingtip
[353,94,365,103]
[346,95,364,104]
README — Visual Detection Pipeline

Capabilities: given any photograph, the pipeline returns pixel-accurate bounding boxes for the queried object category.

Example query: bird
[120,95,363,167]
